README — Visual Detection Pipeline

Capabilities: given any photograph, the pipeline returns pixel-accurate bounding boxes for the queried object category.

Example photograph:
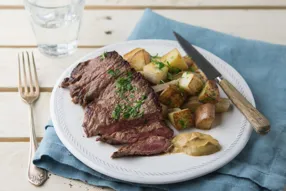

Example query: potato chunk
[143,62,168,84]
[124,48,151,71]
[182,96,202,112]
[161,48,188,71]
[159,84,186,108]
[183,56,198,72]
[195,103,215,130]
[198,80,220,104]
[215,98,231,113]
[168,109,194,130]
[124,48,142,60]
[179,72,204,95]
[195,69,208,83]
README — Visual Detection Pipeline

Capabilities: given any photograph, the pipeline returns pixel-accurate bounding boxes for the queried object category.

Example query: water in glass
[24,0,85,57]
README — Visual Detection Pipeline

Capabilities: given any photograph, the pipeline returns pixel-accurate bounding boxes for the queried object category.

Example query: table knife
[174,32,270,135]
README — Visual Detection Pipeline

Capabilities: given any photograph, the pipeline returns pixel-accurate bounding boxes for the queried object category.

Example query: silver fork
[18,52,48,186]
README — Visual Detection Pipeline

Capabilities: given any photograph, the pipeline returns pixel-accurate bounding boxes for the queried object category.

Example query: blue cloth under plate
[34,9,286,191]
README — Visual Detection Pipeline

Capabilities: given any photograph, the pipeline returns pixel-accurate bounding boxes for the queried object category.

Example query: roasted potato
[161,48,188,71]
[168,108,194,130]
[160,103,168,118]
[195,103,215,130]
[123,48,142,60]
[159,84,186,108]
[182,96,203,112]
[183,56,198,72]
[143,62,168,84]
[195,69,208,82]
[215,98,231,113]
[179,72,204,95]
[198,80,220,104]
[152,79,179,93]
[124,48,151,71]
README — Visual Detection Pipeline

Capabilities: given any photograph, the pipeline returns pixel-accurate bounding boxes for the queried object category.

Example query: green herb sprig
[100,52,107,60]
[150,53,161,62]
[107,69,120,78]
[153,60,165,70]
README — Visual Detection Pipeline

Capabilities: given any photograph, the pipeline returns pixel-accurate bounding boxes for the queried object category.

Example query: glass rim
[24,0,85,9]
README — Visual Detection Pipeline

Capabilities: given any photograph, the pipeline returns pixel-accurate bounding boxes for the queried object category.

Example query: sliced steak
[82,63,162,137]
[61,51,174,158]
[98,121,173,145]
[112,136,173,158]
[61,52,129,106]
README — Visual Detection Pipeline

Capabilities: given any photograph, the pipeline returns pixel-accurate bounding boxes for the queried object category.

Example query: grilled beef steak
[98,121,173,145]
[61,51,173,158]
[112,136,173,158]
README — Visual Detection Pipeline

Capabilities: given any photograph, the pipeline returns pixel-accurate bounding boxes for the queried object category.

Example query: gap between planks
[1,5,286,10]
[0,45,103,48]
[0,87,52,92]
[0,137,42,142]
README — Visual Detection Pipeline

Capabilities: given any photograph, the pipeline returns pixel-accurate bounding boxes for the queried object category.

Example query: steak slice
[98,121,173,145]
[61,51,129,106]
[112,136,173,158]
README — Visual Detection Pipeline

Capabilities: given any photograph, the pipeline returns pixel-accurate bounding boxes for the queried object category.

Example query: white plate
[50,40,254,184]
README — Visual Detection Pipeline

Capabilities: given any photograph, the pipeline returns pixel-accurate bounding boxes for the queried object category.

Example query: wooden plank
[0,48,95,89]
[0,10,286,48]
[1,0,286,8]
[0,92,50,138]
[0,142,113,191]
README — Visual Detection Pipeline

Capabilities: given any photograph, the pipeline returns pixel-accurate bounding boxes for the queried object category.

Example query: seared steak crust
[61,51,173,158]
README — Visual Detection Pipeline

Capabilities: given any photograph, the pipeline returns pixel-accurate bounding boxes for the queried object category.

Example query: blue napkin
[34,9,286,191]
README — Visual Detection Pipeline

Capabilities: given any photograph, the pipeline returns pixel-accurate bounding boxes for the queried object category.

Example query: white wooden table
[0,0,285,190]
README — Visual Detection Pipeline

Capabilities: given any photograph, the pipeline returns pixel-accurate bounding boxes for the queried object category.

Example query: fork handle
[217,77,270,135]
[27,104,48,186]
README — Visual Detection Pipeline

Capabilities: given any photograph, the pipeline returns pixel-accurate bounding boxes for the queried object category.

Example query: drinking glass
[24,0,85,57]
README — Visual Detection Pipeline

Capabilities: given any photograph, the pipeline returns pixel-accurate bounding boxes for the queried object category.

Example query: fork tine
[31,52,40,93]
[21,52,28,94]
[26,51,34,93]
[18,53,22,93]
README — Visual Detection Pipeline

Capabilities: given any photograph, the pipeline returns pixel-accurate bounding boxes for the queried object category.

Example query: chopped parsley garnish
[111,69,148,120]
[107,69,120,78]
[165,61,181,74]
[169,67,181,74]
[153,60,165,70]
[150,54,161,62]
[112,104,122,120]
[115,73,133,97]
[179,119,187,129]
[112,95,147,120]
[167,72,173,80]
[160,80,165,84]
[100,52,107,60]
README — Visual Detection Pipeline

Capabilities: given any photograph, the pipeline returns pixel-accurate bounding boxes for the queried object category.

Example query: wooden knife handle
[217,77,270,135]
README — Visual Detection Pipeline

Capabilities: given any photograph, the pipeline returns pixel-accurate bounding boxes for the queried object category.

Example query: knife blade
[173,31,271,135]
[173,31,221,80]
